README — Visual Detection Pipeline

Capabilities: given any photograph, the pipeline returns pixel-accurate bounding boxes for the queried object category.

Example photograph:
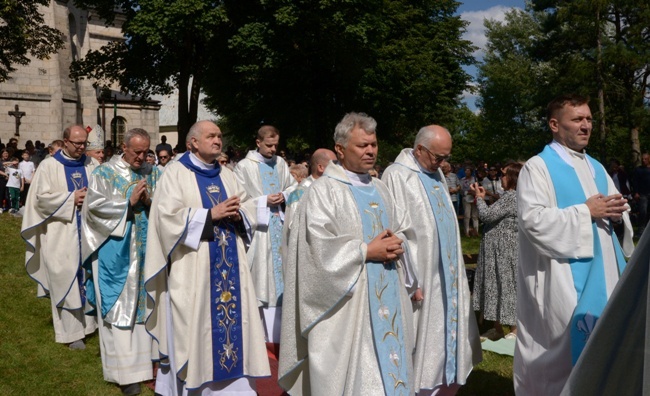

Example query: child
[19,151,35,206]
[6,157,23,214]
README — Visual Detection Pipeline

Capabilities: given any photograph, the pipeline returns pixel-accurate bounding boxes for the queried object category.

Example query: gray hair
[413,125,451,148]
[123,128,150,146]
[333,112,377,147]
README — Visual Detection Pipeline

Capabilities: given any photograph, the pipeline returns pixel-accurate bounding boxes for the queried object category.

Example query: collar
[549,140,595,177]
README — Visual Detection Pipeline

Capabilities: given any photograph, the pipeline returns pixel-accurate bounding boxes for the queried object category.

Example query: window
[111,116,127,146]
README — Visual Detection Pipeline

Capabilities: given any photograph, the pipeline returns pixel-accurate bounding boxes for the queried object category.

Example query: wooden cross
[8,104,26,136]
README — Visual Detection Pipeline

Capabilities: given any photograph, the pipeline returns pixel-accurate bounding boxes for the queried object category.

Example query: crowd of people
[15,93,649,396]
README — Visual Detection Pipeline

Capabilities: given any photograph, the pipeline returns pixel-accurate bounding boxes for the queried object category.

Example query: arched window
[111,116,127,146]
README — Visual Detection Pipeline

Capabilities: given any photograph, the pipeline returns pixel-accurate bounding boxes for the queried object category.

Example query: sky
[456,0,527,109]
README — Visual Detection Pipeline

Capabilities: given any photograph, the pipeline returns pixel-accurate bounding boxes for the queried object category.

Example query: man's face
[336,127,378,174]
[256,135,279,158]
[158,150,171,166]
[21,152,29,161]
[63,127,88,159]
[192,123,223,163]
[122,136,150,169]
[549,104,592,151]
[86,149,105,164]
[415,135,452,173]
[642,154,650,167]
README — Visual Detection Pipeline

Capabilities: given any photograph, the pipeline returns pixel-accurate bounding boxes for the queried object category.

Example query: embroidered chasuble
[539,145,627,364]
[348,185,411,396]
[54,151,89,307]
[258,161,284,304]
[415,170,459,383]
[178,154,245,381]
[83,157,160,328]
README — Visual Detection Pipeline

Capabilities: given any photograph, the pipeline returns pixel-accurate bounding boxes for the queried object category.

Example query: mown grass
[0,216,154,396]
[1,215,512,395]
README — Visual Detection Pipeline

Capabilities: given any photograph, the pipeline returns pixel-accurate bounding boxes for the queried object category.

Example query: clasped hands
[366,229,404,263]
[129,179,151,207]
[211,195,241,222]
[586,193,628,222]
[267,192,284,206]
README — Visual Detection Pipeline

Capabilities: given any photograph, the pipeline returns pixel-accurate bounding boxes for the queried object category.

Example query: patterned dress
[472,189,518,325]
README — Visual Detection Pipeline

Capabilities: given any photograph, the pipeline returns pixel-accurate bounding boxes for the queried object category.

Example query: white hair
[333,112,377,147]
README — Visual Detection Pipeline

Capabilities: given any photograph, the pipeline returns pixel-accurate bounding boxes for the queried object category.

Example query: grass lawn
[1,215,513,395]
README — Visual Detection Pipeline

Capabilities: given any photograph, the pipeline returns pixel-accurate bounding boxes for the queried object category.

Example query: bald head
[310,148,337,179]
[413,125,452,173]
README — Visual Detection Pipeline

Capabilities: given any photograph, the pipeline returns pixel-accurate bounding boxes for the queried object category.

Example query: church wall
[0,1,160,149]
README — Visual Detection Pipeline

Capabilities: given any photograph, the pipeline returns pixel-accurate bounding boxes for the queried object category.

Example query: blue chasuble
[91,163,156,325]
[539,145,627,364]
[179,154,245,382]
[415,170,459,384]
[348,185,411,396]
[258,159,284,304]
[53,151,88,307]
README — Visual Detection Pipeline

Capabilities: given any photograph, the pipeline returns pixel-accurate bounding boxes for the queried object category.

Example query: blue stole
[92,163,155,324]
[539,145,627,364]
[348,185,410,396]
[53,151,88,306]
[258,159,284,304]
[416,170,459,383]
[179,154,244,381]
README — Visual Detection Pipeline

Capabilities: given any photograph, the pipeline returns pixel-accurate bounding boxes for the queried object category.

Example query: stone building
[0,1,160,148]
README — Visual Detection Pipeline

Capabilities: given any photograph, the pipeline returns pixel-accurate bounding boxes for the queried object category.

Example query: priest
[279,112,415,395]
[145,120,270,395]
[22,125,98,349]
[515,94,634,395]
[233,125,296,346]
[382,125,482,395]
[81,128,161,395]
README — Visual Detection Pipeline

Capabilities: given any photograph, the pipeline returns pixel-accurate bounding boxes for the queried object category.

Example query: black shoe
[120,383,141,396]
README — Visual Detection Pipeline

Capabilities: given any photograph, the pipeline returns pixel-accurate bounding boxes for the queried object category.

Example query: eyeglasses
[420,145,450,163]
[159,155,169,159]
[67,140,88,148]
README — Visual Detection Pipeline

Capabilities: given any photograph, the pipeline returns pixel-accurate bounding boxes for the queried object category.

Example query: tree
[71,0,228,144]
[476,8,551,162]
[531,0,650,165]
[0,0,64,82]
[203,0,475,149]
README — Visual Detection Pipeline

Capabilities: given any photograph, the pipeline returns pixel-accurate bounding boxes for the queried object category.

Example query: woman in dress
[470,162,523,340]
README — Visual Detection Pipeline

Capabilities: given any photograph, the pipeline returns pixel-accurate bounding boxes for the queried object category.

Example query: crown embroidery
[71,170,82,179]
[207,184,221,194]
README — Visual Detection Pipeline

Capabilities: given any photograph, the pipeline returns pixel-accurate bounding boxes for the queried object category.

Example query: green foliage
[71,0,229,142]
[202,0,476,150]
[0,0,65,82]
[477,1,650,165]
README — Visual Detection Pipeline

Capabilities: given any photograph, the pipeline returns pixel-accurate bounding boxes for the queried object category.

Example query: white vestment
[233,150,297,342]
[81,156,160,385]
[382,149,482,394]
[560,227,650,395]
[515,142,634,395]
[144,157,270,394]
[278,162,414,396]
[21,154,97,343]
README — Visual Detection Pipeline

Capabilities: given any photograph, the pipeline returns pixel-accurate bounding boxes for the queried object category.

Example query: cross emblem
[8,105,26,136]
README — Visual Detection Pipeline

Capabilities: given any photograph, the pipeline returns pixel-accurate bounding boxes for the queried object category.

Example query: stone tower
[0,1,160,147]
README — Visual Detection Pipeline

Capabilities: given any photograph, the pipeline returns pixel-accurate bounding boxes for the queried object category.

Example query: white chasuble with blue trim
[258,160,284,304]
[539,145,627,364]
[415,170,459,383]
[348,185,411,396]
[53,150,88,306]
[179,154,245,381]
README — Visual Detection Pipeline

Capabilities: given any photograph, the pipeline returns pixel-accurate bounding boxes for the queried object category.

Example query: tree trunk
[631,127,641,166]
[596,7,607,162]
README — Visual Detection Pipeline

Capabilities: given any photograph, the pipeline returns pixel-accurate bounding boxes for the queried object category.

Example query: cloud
[461,5,514,60]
